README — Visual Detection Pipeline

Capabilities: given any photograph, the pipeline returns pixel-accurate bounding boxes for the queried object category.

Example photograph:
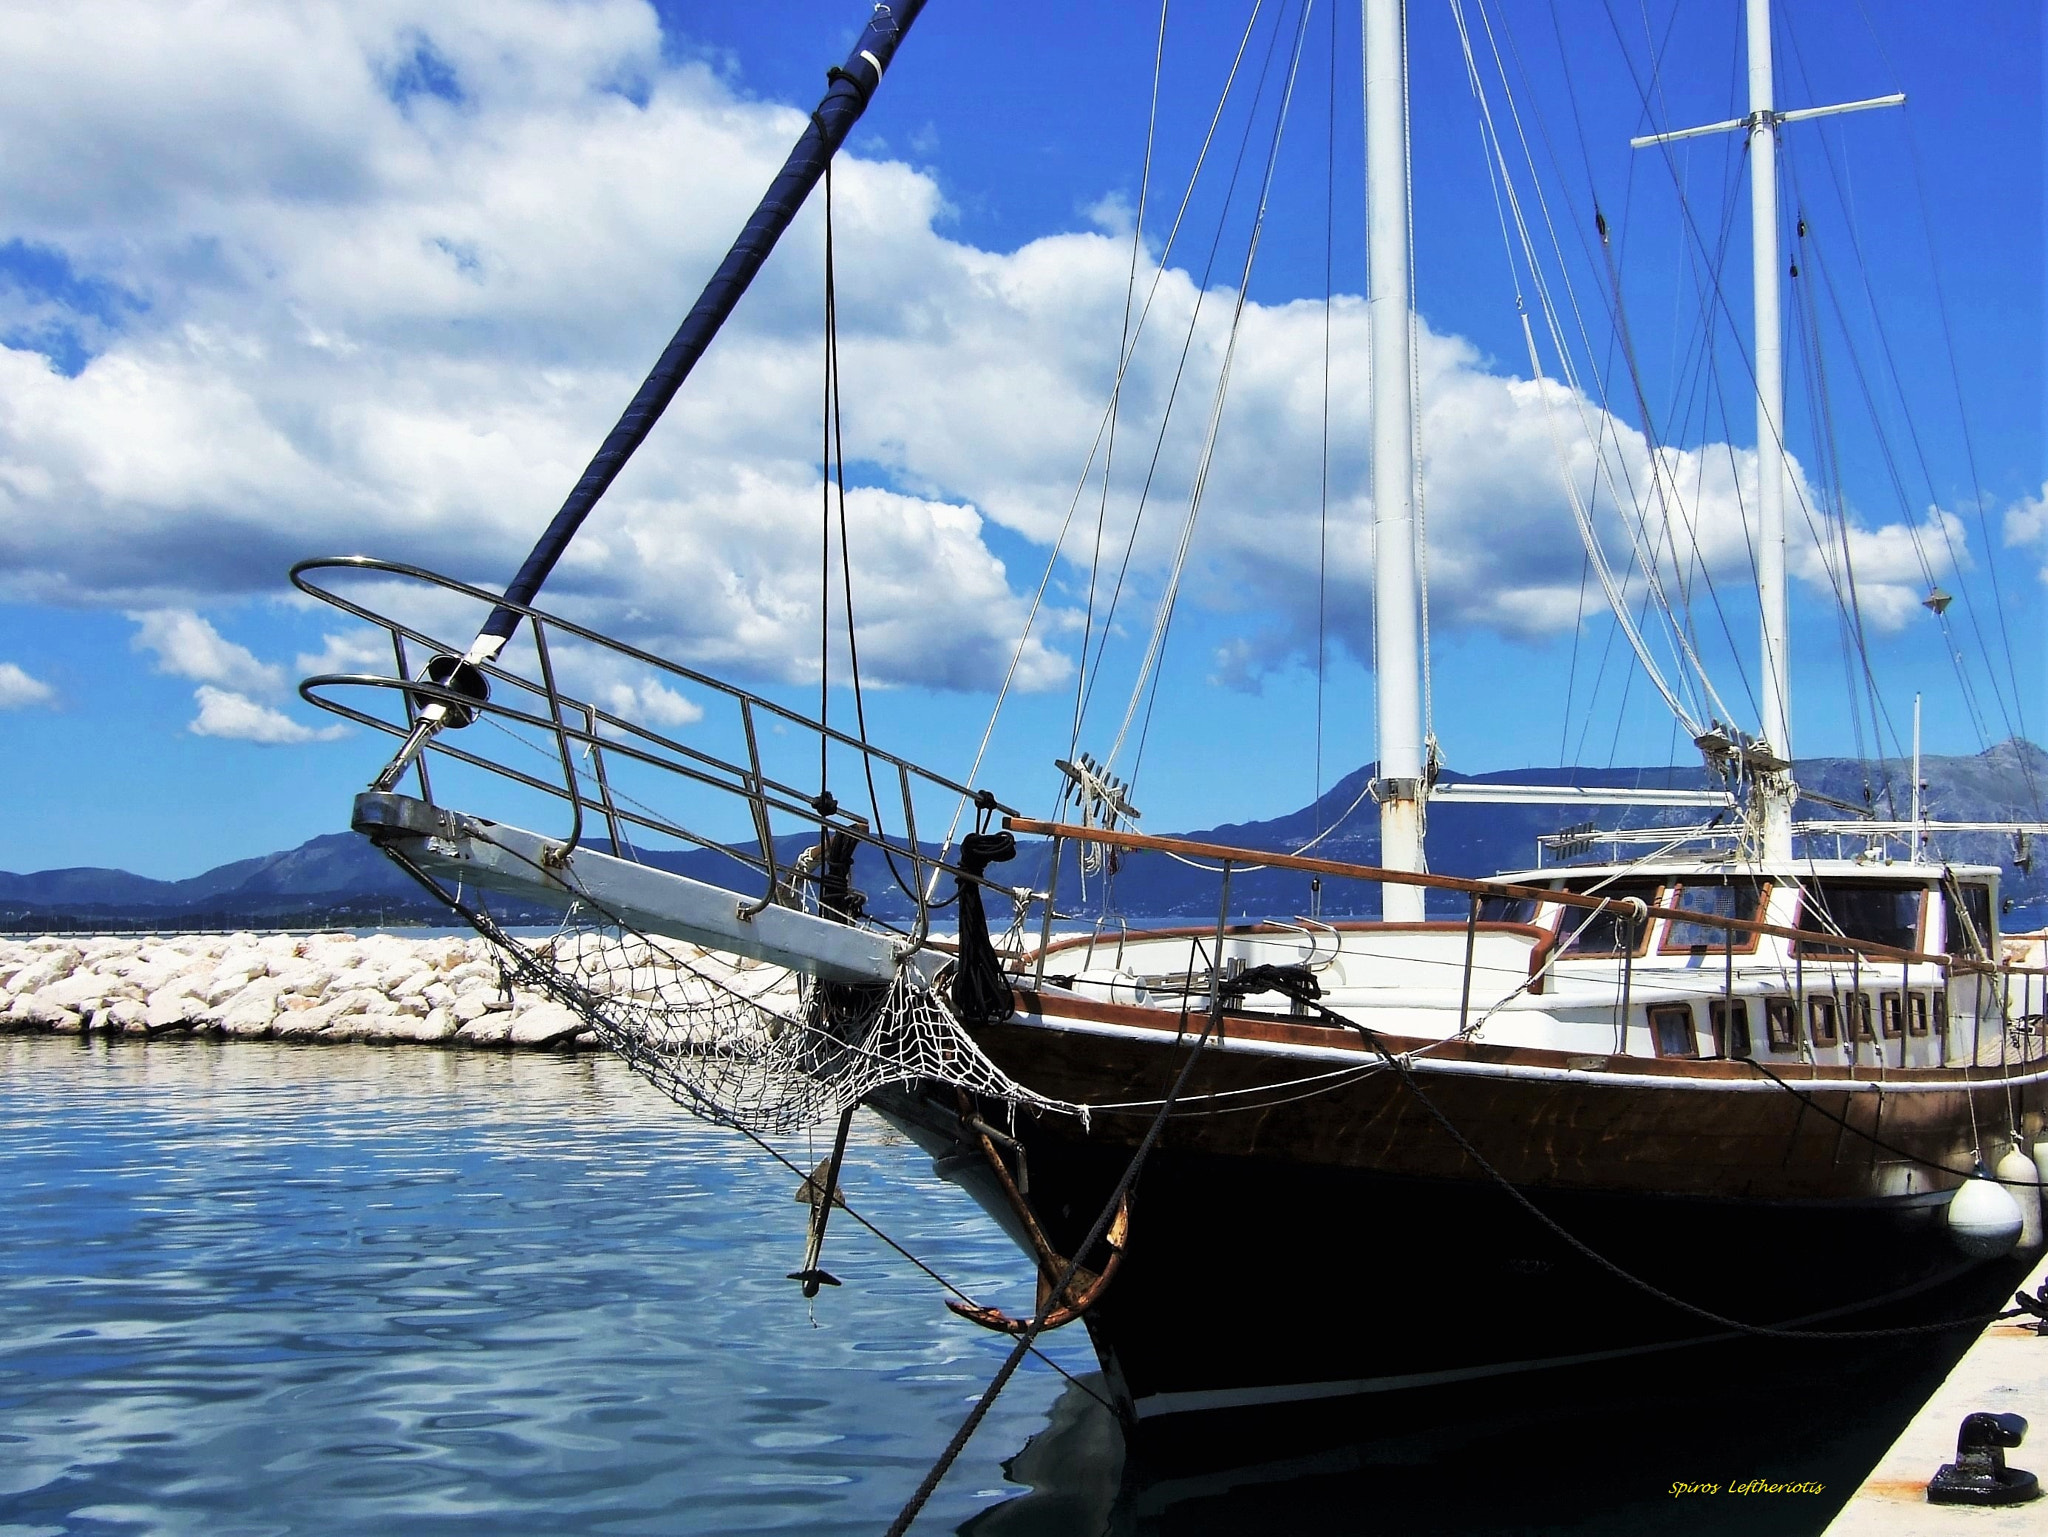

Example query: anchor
[788,1105,856,1297]
[943,1093,1131,1335]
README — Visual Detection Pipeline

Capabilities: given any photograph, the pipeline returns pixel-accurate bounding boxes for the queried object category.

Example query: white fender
[1947,1176,2025,1260]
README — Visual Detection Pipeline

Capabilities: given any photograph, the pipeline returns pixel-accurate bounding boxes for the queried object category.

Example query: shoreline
[0,932,602,1051]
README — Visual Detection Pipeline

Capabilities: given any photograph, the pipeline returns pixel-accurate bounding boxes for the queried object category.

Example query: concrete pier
[1823,1250,2048,1534]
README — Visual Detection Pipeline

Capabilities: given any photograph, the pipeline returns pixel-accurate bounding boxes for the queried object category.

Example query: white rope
[937,0,1266,873]
[1449,0,1733,739]
[1106,0,1317,773]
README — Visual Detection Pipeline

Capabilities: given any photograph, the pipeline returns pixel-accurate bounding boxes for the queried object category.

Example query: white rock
[508,1002,585,1048]
[455,1012,516,1046]
[217,991,278,1039]
[6,949,81,996]
[6,995,82,1032]
[100,998,149,1033]
[37,971,121,1012]
[450,992,499,1024]
[391,969,435,1000]
[144,985,204,1032]
[269,961,333,997]
[416,1005,459,1042]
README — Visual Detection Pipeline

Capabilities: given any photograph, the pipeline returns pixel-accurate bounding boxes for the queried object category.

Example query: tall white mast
[1745,0,1794,860]
[1632,1,1900,864]
[1364,0,1425,921]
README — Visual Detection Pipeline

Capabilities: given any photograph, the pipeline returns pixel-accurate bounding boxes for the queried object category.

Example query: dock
[1824,1249,2048,1535]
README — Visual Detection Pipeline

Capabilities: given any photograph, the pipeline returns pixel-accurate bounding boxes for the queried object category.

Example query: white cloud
[2006,483,2048,584]
[129,608,283,694]
[295,629,396,678]
[189,685,347,744]
[0,661,54,708]
[601,679,702,730]
[0,0,1988,723]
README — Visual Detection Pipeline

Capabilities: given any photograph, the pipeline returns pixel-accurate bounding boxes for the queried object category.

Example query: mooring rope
[883,1002,1218,1536]
[1307,994,2030,1342]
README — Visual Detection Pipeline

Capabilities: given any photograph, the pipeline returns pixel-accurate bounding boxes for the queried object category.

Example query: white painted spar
[352,792,903,985]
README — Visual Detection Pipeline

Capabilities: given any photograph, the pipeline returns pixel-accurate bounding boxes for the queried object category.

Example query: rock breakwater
[0,932,602,1049]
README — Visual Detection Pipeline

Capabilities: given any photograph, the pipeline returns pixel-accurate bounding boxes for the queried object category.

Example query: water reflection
[0,1036,1955,1537]
[0,1036,1088,1535]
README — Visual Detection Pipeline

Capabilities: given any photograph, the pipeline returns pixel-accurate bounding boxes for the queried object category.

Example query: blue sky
[0,0,2040,879]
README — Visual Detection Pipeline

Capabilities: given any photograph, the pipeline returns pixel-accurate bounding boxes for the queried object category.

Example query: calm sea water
[0,1036,1117,1537]
[0,1036,1945,1537]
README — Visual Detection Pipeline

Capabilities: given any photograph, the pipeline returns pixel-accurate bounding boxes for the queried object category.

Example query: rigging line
[823,160,920,908]
[1403,0,1431,752]
[1559,548,1591,768]
[1593,0,1848,740]
[1070,0,1171,766]
[1570,571,1624,769]
[1111,0,1317,778]
[1591,186,1762,730]
[939,2,1270,872]
[1792,144,2032,786]
[1315,0,1335,841]
[1459,2,1730,734]
[1810,5,2038,804]
[1071,3,1287,744]
[1469,0,1716,718]
[1455,19,1705,741]
[1799,221,1998,751]
[1546,13,1759,729]
[1787,216,1890,799]
[883,955,1218,1537]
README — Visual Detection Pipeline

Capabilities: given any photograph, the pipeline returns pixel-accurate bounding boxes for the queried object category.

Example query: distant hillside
[5,742,2044,932]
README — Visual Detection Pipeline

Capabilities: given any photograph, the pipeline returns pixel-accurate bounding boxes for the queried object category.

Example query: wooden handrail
[1006,816,1976,971]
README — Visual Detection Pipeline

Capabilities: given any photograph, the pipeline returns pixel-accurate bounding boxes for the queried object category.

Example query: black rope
[1306,996,2029,1342]
[818,157,922,913]
[1739,1055,2043,1189]
[885,989,1218,1536]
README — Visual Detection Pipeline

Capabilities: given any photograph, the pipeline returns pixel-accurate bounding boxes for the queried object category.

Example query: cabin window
[1808,996,1839,1047]
[1558,880,1662,958]
[1478,893,1540,924]
[1945,883,1994,957]
[1766,998,1799,1052]
[1649,1002,1697,1057]
[1660,880,1769,953]
[1907,993,1929,1037]
[1880,992,1904,1040]
[1794,882,1923,957]
[1709,998,1752,1059]
[1934,991,1948,1037]
[1847,993,1875,1041]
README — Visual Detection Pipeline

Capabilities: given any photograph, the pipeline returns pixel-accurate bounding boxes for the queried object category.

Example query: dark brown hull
[879,996,2047,1431]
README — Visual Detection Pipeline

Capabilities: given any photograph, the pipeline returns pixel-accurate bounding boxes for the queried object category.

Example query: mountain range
[6,741,2044,932]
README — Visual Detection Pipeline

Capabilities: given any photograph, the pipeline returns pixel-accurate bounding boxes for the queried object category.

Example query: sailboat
[295,0,2048,1444]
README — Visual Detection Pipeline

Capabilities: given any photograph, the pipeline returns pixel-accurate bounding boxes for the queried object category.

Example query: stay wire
[885,951,1219,1536]
[1076,0,1290,747]
[822,159,920,910]
[1121,0,1318,787]
[1070,0,1170,766]
[1314,0,1334,847]
[1792,9,2039,812]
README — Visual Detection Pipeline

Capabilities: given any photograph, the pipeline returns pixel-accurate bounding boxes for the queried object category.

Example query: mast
[1364,0,1425,921]
[1745,0,1795,860]
[1632,2,1901,863]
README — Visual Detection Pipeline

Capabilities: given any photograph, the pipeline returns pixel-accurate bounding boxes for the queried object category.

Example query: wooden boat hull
[876,998,2047,1433]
